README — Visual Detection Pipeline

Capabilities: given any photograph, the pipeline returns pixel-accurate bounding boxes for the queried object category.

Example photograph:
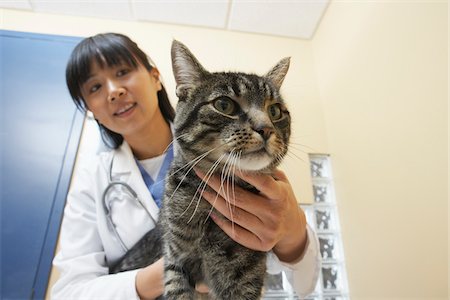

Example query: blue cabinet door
[0,30,83,299]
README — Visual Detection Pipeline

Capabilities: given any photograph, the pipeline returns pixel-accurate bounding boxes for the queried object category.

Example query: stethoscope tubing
[102,155,157,253]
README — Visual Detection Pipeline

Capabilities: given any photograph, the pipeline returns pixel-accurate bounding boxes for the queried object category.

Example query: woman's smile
[114,102,137,117]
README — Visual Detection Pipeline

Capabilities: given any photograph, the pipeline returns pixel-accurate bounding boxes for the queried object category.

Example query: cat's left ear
[171,40,208,97]
[265,57,290,90]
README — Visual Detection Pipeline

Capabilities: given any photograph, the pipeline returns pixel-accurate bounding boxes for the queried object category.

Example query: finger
[195,283,209,294]
[238,172,282,200]
[202,189,263,232]
[195,169,223,194]
[196,169,267,213]
[272,168,289,182]
[210,213,270,252]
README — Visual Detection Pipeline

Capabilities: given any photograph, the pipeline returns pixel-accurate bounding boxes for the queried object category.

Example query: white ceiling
[0,0,330,40]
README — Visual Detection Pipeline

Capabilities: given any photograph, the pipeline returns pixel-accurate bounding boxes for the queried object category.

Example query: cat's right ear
[171,40,207,98]
[265,57,290,90]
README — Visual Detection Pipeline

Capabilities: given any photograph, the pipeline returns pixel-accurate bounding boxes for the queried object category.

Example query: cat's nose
[255,127,275,141]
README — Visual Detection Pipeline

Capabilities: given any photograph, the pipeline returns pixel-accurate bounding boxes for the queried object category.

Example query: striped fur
[111,41,291,300]
[160,41,291,299]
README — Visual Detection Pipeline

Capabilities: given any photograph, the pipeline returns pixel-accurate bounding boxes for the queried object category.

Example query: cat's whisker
[185,162,223,224]
[288,153,306,163]
[213,152,231,207]
[236,150,244,177]
[161,132,190,154]
[231,151,238,208]
[285,150,307,164]
[204,191,220,224]
[287,144,310,156]
[168,148,215,205]
[288,141,316,151]
[226,151,237,229]
[226,151,235,203]
[228,151,238,201]
[189,150,228,218]
[230,152,239,235]
[185,153,225,222]
[204,159,228,224]
[160,145,217,191]
[198,153,225,200]
[170,147,232,221]
[216,150,234,226]
[167,140,233,178]
[166,140,235,202]
[195,155,228,223]
[231,152,239,205]
[204,153,232,224]
[289,136,321,152]
[221,150,235,215]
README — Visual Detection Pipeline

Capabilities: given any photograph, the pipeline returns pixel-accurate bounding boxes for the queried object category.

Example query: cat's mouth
[244,147,267,156]
[234,148,272,171]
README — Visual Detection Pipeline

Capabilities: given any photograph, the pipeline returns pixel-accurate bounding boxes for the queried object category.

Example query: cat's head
[171,40,291,173]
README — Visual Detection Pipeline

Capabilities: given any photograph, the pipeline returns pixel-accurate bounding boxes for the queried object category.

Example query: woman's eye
[117,69,129,77]
[213,97,237,116]
[89,84,101,94]
[268,103,283,121]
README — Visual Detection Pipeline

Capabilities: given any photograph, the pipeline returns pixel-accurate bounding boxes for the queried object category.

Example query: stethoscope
[102,154,156,253]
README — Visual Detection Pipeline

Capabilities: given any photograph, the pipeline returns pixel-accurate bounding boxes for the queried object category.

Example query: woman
[52,33,321,299]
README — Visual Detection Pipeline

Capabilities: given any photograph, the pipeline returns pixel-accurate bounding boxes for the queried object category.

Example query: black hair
[66,33,175,149]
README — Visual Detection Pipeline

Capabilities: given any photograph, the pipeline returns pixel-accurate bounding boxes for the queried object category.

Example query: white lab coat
[52,141,321,299]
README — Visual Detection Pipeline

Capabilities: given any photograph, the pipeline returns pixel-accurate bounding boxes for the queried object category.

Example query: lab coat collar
[111,141,135,174]
[110,141,160,221]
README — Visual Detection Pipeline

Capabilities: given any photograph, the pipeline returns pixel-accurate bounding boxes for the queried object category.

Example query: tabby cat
[111,40,292,300]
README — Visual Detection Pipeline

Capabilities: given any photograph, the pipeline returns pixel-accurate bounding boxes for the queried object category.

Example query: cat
[110,40,291,300]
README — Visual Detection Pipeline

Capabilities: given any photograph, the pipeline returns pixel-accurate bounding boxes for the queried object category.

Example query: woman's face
[81,60,162,138]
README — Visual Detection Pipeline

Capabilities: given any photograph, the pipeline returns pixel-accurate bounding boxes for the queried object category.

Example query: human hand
[136,257,164,300]
[195,282,209,294]
[196,168,308,263]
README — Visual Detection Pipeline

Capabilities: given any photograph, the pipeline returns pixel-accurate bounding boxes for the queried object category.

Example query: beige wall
[1,1,448,299]
[312,1,448,299]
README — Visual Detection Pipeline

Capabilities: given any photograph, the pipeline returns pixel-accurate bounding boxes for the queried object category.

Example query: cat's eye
[213,97,237,116]
[268,103,283,121]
